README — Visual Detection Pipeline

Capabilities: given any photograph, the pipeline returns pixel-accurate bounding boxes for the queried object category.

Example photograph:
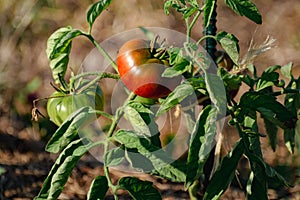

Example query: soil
[1,125,299,200]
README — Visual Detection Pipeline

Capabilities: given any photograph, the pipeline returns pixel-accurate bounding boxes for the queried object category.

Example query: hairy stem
[84,33,119,72]
[103,92,136,199]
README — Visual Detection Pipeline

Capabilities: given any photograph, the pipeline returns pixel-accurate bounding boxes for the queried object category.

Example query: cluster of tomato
[47,38,236,125]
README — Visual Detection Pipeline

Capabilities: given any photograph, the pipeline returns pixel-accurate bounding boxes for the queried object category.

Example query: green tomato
[47,81,104,126]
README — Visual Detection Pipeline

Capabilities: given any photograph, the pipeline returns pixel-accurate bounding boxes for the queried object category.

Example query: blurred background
[0,0,299,199]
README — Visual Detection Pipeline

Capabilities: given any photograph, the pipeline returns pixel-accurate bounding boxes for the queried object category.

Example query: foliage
[34,0,299,199]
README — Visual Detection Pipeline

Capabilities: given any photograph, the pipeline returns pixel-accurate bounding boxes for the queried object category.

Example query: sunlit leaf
[280,62,293,80]
[124,101,161,147]
[113,130,186,182]
[46,106,98,153]
[156,83,194,117]
[46,27,83,85]
[216,31,239,65]
[256,65,280,91]
[87,0,112,32]
[203,0,216,28]
[224,0,262,24]
[124,102,155,137]
[205,72,227,116]
[35,138,95,200]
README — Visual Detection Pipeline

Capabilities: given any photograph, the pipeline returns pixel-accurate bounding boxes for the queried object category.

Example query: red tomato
[116,39,181,99]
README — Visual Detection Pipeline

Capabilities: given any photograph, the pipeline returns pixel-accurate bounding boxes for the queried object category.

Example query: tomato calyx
[32,77,105,126]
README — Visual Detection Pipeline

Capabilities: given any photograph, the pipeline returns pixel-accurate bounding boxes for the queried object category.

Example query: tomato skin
[47,81,104,126]
[117,39,181,99]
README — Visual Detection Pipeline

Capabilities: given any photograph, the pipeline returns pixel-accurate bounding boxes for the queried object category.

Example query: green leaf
[87,0,112,32]
[296,120,300,156]
[263,117,278,151]
[124,102,155,137]
[113,130,186,182]
[185,105,218,189]
[46,27,83,85]
[35,138,95,200]
[164,47,191,78]
[118,177,162,200]
[156,83,194,117]
[163,0,198,18]
[256,66,280,91]
[280,62,293,80]
[204,140,244,200]
[203,0,216,28]
[246,171,268,200]
[104,146,125,166]
[0,166,6,176]
[46,106,98,153]
[162,59,191,78]
[87,176,108,200]
[216,31,239,65]
[124,101,161,147]
[224,0,262,24]
[284,78,300,153]
[239,91,297,130]
[205,72,227,116]
[246,152,292,199]
[240,74,255,88]
[284,128,296,154]
[285,78,300,117]
[218,67,241,91]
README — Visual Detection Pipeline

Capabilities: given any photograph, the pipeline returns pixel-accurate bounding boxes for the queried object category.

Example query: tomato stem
[102,92,136,199]
[71,71,120,82]
[185,10,202,43]
[83,33,119,73]
[196,35,216,46]
[73,72,119,95]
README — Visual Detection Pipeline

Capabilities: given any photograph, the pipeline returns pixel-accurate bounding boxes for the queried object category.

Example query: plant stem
[83,33,119,72]
[186,11,202,43]
[102,92,136,199]
[196,35,216,46]
[71,71,120,82]
[272,88,300,96]
[73,72,119,94]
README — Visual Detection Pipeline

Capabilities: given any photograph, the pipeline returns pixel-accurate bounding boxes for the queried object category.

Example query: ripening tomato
[116,39,181,99]
[47,81,104,126]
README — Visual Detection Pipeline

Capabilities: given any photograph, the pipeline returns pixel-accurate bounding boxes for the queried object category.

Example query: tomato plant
[117,39,181,99]
[215,50,234,71]
[33,0,300,200]
[47,80,104,126]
